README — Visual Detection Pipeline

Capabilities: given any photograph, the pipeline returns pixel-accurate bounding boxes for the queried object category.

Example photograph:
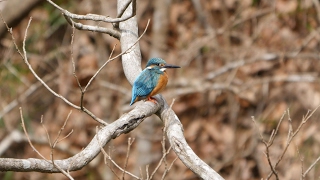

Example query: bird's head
[145,58,180,72]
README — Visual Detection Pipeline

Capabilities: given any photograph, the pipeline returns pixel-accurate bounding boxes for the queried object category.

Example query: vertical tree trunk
[118,0,142,85]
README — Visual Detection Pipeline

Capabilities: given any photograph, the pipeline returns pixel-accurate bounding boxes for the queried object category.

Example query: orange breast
[148,72,168,97]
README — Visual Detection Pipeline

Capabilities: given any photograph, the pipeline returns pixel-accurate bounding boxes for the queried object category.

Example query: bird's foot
[147,96,157,104]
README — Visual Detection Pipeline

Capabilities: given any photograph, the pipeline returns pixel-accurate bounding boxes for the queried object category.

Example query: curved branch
[0,101,160,172]
[156,96,225,180]
[0,97,224,179]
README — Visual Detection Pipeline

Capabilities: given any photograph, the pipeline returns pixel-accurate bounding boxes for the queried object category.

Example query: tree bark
[118,0,142,85]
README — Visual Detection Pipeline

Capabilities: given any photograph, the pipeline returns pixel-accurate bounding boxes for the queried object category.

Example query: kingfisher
[130,58,180,106]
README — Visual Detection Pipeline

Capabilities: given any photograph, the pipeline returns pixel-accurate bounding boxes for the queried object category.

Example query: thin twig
[20,108,48,161]
[95,127,140,179]
[268,110,287,147]
[96,127,121,179]
[303,155,320,178]
[297,145,304,180]
[82,44,117,93]
[149,126,173,179]
[41,115,52,147]
[122,137,135,180]
[69,22,83,109]
[52,111,73,148]
[0,14,107,125]
[149,146,172,179]
[83,19,150,93]
[146,165,149,180]
[266,105,320,179]
[57,130,74,144]
[49,111,74,180]
[252,116,279,180]
[139,167,143,180]
[161,157,178,180]
[78,19,150,107]
[20,108,74,179]
[169,98,176,109]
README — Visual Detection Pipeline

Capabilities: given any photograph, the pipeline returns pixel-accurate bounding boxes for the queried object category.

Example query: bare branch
[0,101,160,173]
[78,19,149,110]
[52,111,73,147]
[303,155,320,178]
[96,126,121,179]
[46,0,135,23]
[122,137,135,180]
[157,96,224,180]
[264,106,320,179]
[1,14,107,125]
[70,23,83,97]
[63,15,121,39]
[41,115,52,148]
[20,108,47,161]
[83,19,150,94]
[20,108,74,179]
[162,157,178,180]
[97,129,142,179]
[150,123,173,179]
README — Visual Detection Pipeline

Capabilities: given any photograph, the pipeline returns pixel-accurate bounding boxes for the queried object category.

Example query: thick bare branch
[157,96,224,180]
[118,0,142,85]
[0,101,160,172]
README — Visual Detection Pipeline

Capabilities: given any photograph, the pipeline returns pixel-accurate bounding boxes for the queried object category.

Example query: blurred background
[1,0,320,179]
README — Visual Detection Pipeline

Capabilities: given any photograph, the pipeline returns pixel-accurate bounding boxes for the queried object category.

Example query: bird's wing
[133,69,158,97]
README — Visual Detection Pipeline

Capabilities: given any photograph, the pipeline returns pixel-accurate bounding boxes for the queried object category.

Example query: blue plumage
[130,58,180,106]
[130,68,161,105]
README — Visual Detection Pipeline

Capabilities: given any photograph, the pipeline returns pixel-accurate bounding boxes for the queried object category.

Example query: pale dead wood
[157,96,224,180]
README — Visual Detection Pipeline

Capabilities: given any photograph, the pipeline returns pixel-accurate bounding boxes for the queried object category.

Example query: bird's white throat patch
[160,68,166,72]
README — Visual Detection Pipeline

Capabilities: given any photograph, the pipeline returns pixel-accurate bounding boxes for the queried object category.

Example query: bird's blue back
[130,68,162,105]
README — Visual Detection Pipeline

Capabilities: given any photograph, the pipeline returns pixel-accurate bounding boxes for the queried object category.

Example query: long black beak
[163,64,180,68]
